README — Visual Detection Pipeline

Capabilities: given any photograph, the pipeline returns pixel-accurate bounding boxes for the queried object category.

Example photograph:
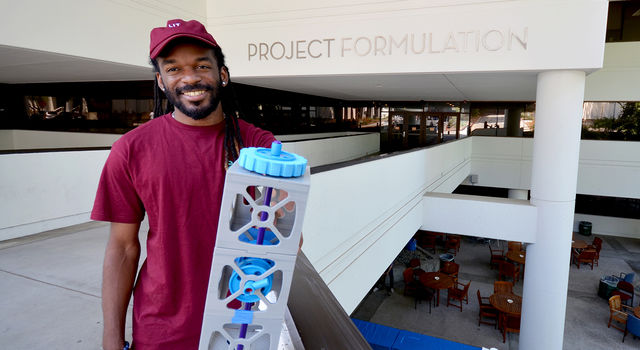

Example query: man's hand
[102,222,141,350]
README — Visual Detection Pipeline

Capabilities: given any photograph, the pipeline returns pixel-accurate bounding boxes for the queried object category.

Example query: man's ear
[156,72,166,92]
[220,66,229,86]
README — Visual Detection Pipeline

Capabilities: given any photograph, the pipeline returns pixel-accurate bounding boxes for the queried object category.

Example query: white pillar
[520,70,585,350]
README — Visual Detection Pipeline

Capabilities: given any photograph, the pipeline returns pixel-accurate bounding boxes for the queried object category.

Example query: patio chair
[414,284,435,313]
[409,258,421,268]
[501,313,521,343]
[403,268,418,296]
[588,237,602,266]
[623,314,640,343]
[445,235,461,255]
[419,233,438,254]
[612,280,634,306]
[489,245,505,270]
[507,241,522,252]
[447,280,471,312]
[572,249,596,270]
[608,295,633,332]
[498,261,520,283]
[592,243,602,266]
[494,281,514,294]
[439,261,459,283]
[477,289,498,328]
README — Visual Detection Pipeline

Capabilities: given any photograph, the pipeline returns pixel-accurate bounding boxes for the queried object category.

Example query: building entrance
[386,110,461,150]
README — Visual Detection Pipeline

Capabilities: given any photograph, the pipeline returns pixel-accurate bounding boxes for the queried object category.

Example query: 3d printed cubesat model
[199,141,309,350]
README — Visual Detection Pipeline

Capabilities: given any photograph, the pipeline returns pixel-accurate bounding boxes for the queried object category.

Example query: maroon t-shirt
[91,114,275,349]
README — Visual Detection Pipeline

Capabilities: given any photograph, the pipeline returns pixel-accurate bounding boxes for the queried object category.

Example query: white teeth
[183,90,205,96]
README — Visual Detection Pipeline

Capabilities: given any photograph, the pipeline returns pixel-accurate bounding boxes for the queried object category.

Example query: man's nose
[181,68,201,85]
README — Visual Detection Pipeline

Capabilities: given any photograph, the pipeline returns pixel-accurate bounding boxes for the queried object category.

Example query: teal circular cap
[238,141,307,177]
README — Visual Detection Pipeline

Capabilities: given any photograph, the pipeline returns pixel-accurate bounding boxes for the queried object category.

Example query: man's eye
[166,67,178,73]
[197,65,211,70]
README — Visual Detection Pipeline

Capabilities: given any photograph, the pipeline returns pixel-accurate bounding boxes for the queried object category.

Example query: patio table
[419,271,454,307]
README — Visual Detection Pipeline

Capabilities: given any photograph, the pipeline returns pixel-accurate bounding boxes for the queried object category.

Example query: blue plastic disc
[238,141,307,177]
[238,228,278,245]
[228,257,275,303]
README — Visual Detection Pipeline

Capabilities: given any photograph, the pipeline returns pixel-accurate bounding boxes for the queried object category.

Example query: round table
[420,272,454,307]
[572,240,588,249]
[489,293,522,315]
[506,251,526,265]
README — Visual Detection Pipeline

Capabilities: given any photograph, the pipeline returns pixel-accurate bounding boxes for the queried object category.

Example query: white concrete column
[520,70,585,350]
[508,189,528,200]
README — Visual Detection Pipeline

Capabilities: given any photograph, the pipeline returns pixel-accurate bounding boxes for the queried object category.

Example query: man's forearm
[102,224,141,350]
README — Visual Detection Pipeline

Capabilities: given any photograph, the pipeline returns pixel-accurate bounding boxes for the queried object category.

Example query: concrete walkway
[0,222,143,349]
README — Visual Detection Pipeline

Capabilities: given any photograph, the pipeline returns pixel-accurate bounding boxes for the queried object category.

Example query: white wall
[470,137,640,200]
[1,1,206,68]
[283,133,379,167]
[0,129,378,157]
[302,138,472,313]
[0,150,109,241]
[0,132,379,241]
[573,214,640,239]
[422,193,537,243]
[209,0,607,77]
[585,42,640,101]
[470,137,532,190]
[576,140,640,198]
[0,130,120,150]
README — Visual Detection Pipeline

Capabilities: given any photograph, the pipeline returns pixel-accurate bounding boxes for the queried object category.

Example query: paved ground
[352,235,640,349]
[1,222,639,349]
[0,221,148,349]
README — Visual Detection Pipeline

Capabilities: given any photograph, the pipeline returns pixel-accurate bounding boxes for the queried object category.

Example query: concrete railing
[0,130,379,241]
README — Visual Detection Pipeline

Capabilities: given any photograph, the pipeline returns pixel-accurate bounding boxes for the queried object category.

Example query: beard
[164,81,223,120]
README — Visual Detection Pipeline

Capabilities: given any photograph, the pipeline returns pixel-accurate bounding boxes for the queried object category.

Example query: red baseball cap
[149,19,219,59]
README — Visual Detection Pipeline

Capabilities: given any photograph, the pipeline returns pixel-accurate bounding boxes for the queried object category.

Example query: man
[92,19,276,350]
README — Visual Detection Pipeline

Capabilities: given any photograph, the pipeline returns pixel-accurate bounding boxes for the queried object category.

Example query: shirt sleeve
[91,139,145,223]
[238,119,277,148]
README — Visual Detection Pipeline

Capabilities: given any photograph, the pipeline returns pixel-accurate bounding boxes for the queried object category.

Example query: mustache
[176,83,214,95]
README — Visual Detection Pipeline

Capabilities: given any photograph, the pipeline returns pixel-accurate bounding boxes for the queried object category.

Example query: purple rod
[238,141,281,349]
[238,186,275,348]
[236,301,253,350]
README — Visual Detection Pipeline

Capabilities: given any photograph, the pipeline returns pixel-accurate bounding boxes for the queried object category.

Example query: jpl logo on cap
[168,21,181,28]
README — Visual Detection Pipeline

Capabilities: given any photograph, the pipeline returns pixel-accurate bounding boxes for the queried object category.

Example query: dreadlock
[151,42,244,171]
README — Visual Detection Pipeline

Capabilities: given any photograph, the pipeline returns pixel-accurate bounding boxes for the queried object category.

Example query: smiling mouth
[182,90,206,97]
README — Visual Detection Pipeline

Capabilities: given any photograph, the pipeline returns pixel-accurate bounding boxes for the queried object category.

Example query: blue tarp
[352,318,399,350]
[352,319,481,350]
